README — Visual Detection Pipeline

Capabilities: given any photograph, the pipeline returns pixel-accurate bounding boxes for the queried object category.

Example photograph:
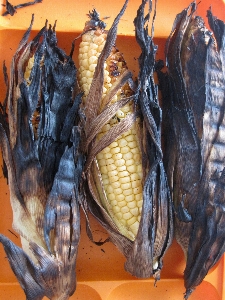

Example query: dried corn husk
[0,17,83,300]
[157,2,225,298]
[81,0,173,279]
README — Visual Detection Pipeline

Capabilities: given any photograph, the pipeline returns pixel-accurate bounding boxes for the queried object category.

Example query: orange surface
[0,0,225,299]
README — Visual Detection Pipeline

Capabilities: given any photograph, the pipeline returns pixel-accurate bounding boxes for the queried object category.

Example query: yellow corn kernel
[104,152,112,159]
[127,216,137,226]
[98,159,106,167]
[124,152,133,161]
[130,207,139,216]
[100,166,107,174]
[117,165,126,172]
[118,138,128,147]
[131,173,140,181]
[102,147,110,154]
[109,176,119,183]
[133,186,142,195]
[129,221,139,233]
[127,165,137,173]
[110,147,120,154]
[111,181,120,189]
[120,182,132,190]
[125,158,134,167]
[114,187,123,195]
[120,146,129,154]
[102,178,109,186]
[106,158,114,165]
[107,164,116,172]
[108,170,118,177]
[115,159,125,167]
[119,176,130,184]
[123,212,133,220]
[125,194,135,202]
[132,180,141,189]
[127,201,136,209]
[118,170,130,178]
[116,194,125,202]
[112,153,123,160]
[113,206,120,213]
[121,206,129,214]
[108,193,116,201]
[123,189,133,196]
[106,185,114,194]
[117,201,127,208]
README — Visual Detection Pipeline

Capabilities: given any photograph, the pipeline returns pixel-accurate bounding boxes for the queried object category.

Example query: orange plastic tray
[0,0,225,299]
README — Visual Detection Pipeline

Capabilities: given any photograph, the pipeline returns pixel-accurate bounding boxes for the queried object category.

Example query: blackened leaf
[2,0,16,16]
[2,0,42,16]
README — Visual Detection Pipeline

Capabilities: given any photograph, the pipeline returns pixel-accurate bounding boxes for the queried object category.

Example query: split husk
[0,17,83,299]
[81,0,173,279]
[157,1,225,298]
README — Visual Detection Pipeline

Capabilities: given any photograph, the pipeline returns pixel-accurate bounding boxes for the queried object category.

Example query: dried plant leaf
[2,0,42,16]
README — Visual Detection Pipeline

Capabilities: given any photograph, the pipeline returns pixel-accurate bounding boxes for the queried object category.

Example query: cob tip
[85,9,107,32]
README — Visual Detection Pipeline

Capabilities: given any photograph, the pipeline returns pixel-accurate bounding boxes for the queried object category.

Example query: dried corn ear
[157,2,225,298]
[80,0,173,279]
[0,17,83,300]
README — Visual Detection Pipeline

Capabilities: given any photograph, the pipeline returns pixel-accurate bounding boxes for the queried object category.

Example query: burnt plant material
[157,2,225,298]
[81,0,173,280]
[2,0,42,16]
[0,16,83,299]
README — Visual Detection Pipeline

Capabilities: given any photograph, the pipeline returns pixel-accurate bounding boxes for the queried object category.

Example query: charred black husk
[0,16,84,300]
[157,2,225,298]
[81,0,173,280]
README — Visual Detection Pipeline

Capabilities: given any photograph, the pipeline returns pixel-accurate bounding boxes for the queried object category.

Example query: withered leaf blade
[0,235,46,300]
[2,0,42,16]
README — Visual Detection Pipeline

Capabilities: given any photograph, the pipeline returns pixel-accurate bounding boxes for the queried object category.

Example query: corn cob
[78,9,143,241]
[0,18,83,300]
[79,1,173,280]
[158,3,225,299]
